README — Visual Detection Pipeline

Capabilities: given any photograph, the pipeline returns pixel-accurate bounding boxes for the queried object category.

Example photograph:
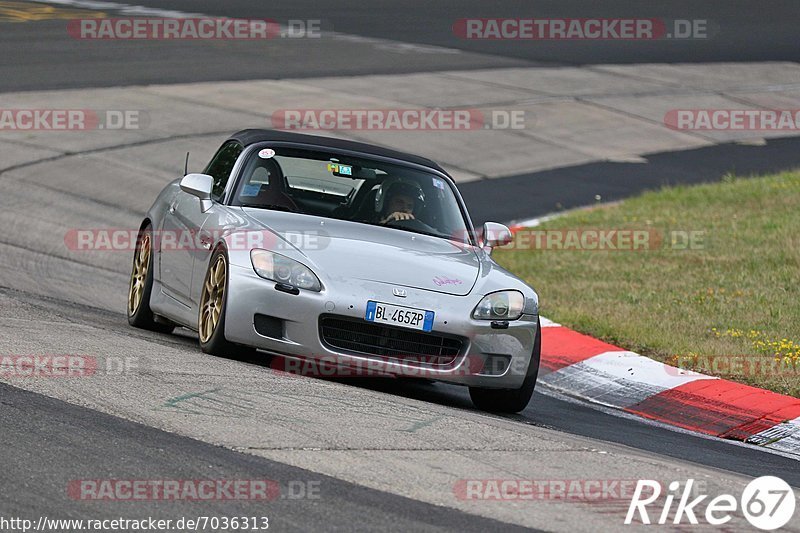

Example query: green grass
[495,171,800,397]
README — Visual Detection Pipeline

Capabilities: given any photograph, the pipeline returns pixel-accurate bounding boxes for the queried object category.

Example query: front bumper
[224,264,538,389]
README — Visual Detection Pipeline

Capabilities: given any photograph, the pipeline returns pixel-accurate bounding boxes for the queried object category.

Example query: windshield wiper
[363,221,457,242]
[240,203,297,213]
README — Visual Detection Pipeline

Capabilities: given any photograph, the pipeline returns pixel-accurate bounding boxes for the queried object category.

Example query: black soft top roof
[228,129,446,173]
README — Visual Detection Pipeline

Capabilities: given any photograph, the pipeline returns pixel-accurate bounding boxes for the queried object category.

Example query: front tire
[198,248,254,358]
[127,223,174,334]
[469,318,541,413]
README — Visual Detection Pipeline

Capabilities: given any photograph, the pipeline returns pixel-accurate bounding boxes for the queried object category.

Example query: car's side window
[204,141,244,202]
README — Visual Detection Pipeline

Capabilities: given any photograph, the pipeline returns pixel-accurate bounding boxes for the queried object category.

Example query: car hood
[240,209,479,296]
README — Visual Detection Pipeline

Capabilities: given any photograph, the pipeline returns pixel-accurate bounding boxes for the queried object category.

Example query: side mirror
[180,173,214,212]
[482,222,513,253]
[180,173,213,199]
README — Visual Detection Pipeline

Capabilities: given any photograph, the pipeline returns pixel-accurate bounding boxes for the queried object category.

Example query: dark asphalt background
[3,0,799,224]
[1,0,798,91]
[0,381,534,532]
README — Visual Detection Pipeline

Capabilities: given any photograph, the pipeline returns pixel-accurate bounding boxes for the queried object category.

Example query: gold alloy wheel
[127,233,151,316]
[199,255,227,343]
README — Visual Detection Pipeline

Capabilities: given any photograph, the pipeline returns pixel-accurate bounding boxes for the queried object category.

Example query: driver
[375,179,426,224]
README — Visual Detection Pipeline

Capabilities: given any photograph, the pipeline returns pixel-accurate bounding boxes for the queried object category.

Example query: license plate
[365,301,434,332]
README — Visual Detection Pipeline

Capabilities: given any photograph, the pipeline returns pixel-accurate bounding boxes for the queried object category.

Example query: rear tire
[127,223,174,334]
[469,318,541,413]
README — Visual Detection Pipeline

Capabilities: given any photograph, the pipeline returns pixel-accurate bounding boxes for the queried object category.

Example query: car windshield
[231,146,471,244]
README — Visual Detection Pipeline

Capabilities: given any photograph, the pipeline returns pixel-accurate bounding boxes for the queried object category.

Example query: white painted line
[539,316,561,328]
[585,350,718,389]
[509,214,558,229]
[328,33,461,55]
[764,420,800,455]
[541,350,716,409]
[537,383,800,460]
[26,0,206,18]
[748,416,800,455]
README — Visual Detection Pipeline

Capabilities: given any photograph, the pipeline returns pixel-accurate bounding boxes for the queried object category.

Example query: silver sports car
[128,129,540,412]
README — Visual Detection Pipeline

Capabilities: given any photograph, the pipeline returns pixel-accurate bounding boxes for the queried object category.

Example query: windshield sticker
[327,163,352,176]
[242,183,261,197]
[258,148,275,159]
[432,178,445,190]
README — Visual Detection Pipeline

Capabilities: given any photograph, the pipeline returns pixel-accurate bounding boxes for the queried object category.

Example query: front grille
[320,316,463,366]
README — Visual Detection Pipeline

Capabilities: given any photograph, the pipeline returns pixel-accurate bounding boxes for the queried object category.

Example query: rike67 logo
[626,476,796,530]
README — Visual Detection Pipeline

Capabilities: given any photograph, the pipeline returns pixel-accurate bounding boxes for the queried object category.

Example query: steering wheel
[386,217,438,234]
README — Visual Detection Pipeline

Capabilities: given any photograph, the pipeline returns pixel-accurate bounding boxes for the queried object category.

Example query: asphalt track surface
[463,135,800,224]
[0,381,532,532]
[1,0,799,91]
[1,286,798,526]
[2,1,800,530]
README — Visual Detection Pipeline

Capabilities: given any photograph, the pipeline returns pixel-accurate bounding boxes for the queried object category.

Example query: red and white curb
[538,318,800,456]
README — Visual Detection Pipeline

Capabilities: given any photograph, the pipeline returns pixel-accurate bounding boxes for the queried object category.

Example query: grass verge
[495,171,800,397]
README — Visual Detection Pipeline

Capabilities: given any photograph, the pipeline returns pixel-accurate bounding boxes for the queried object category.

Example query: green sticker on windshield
[327,163,352,176]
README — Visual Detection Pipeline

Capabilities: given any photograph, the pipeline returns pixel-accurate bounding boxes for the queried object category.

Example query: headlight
[250,249,322,292]
[472,290,525,320]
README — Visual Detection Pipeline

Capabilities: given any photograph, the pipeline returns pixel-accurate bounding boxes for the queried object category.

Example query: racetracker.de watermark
[0,355,96,378]
[665,354,799,377]
[270,354,495,379]
[0,355,137,378]
[64,229,328,252]
[495,228,706,251]
[453,479,655,501]
[0,109,146,131]
[665,109,800,131]
[453,18,711,40]
[67,18,323,39]
[270,109,527,131]
[67,479,321,501]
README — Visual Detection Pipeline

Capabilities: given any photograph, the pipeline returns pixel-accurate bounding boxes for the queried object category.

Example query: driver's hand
[381,212,415,224]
